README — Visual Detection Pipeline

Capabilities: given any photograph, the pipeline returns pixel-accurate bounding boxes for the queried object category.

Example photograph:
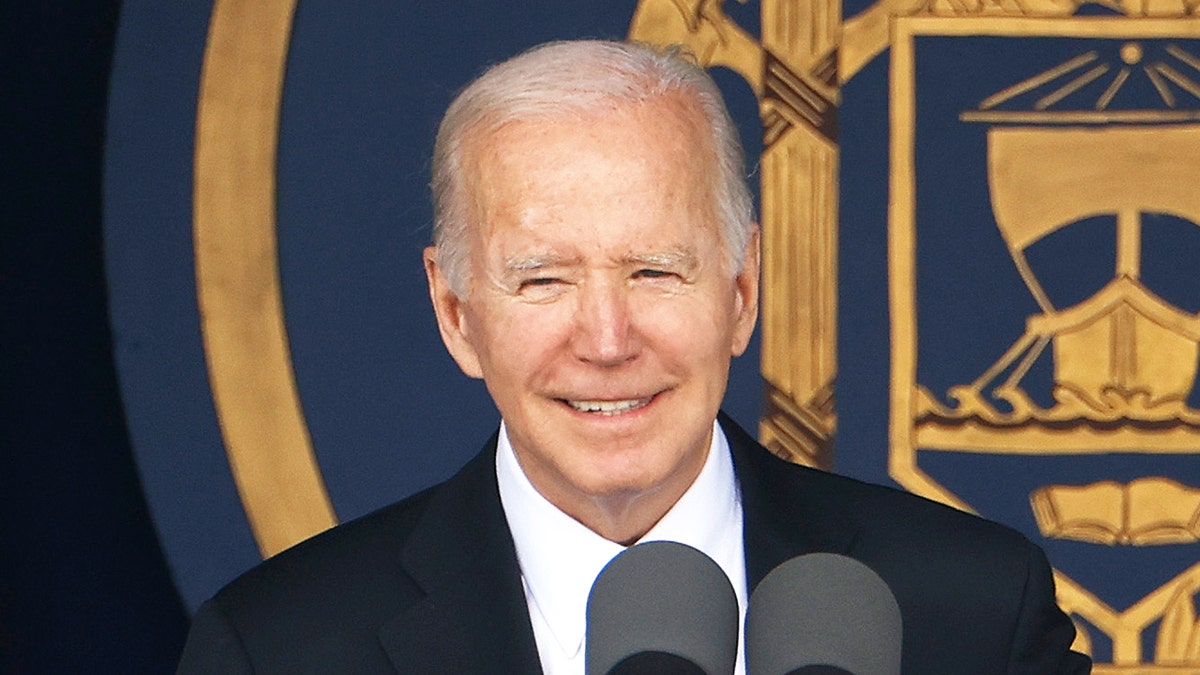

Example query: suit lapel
[720,413,861,589]
[378,435,542,674]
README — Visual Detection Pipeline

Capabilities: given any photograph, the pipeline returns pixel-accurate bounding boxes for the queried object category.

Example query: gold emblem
[1031,478,1200,546]
[633,1,1200,669]
[891,18,1200,667]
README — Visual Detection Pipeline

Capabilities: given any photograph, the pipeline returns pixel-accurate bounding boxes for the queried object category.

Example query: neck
[499,422,715,546]
[529,451,708,546]
[570,489,687,546]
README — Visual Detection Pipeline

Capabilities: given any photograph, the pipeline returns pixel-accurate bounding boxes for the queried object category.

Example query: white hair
[430,39,754,296]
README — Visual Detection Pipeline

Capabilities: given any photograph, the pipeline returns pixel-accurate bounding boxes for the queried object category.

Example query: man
[177,40,1090,674]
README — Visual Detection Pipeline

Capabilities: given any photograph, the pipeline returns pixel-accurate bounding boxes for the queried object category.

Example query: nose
[572,280,638,367]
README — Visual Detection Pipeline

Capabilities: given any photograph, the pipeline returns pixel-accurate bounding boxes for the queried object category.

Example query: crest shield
[890,17,1200,668]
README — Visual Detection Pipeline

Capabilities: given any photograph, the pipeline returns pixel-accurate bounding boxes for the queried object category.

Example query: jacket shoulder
[743,451,1087,673]
[197,486,440,669]
[786,455,1032,554]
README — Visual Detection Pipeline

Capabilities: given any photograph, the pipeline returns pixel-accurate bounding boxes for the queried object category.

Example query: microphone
[746,553,901,675]
[586,541,739,675]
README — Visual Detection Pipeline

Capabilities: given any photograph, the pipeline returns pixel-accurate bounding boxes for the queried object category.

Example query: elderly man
[177,40,1089,674]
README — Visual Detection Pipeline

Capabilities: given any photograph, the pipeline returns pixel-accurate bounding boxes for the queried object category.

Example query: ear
[424,246,484,379]
[730,226,760,358]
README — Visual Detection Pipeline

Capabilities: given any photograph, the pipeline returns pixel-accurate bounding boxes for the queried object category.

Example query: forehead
[465,94,710,186]
[461,95,718,239]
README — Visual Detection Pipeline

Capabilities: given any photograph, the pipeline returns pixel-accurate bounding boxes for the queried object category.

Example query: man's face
[426,95,758,528]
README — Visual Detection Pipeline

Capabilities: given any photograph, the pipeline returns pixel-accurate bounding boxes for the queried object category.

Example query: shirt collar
[496,420,747,665]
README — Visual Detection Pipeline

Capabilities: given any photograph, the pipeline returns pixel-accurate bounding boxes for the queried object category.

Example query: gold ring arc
[195,0,337,558]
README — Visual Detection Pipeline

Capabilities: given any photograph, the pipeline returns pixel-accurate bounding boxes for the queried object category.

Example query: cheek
[468,302,575,378]
[631,291,739,358]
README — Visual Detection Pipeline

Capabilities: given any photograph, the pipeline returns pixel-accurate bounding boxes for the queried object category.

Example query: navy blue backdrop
[1,2,191,673]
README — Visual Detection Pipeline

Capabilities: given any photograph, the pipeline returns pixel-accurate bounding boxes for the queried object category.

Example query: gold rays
[966,42,1200,120]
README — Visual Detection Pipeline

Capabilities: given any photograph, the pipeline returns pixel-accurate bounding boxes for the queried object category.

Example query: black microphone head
[586,541,739,675]
[746,553,901,675]
[607,651,710,674]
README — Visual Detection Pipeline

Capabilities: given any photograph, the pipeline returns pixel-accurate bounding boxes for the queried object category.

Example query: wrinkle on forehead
[503,247,698,270]
[462,94,716,212]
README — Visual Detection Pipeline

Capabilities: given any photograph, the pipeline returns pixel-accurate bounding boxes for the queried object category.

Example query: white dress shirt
[496,420,747,675]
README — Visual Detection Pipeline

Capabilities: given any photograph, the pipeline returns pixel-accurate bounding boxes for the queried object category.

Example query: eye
[633,268,673,280]
[514,276,570,300]
[519,277,562,289]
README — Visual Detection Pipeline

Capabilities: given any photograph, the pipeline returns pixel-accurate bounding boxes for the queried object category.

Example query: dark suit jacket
[177,415,1090,674]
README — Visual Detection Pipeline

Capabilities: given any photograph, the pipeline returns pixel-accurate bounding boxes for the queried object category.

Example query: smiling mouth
[563,397,653,415]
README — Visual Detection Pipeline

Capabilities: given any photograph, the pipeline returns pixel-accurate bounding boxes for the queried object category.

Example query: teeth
[567,398,651,415]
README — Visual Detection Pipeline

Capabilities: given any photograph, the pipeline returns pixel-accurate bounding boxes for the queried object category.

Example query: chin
[568,454,681,499]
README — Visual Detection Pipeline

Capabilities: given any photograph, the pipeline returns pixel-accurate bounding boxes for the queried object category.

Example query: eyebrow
[500,247,699,274]
[623,247,698,270]
[502,253,579,273]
